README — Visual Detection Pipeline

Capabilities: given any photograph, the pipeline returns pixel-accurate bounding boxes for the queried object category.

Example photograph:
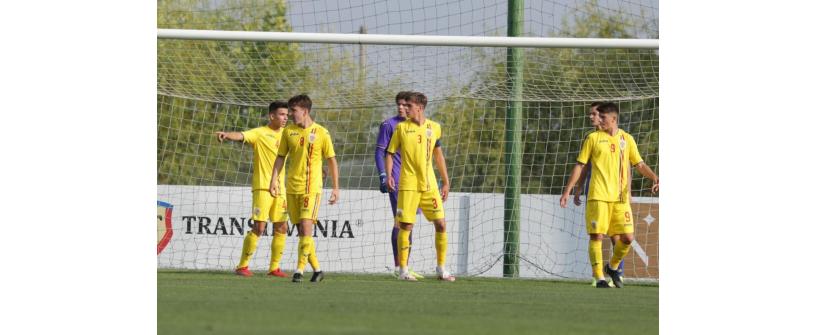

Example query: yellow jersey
[242,126,285,193]
[278,122,336,194]
[576,129,643,203]
[387,119,442,192]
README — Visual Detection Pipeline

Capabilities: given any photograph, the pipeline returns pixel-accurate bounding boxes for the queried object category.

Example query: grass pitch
[158,270,657,335]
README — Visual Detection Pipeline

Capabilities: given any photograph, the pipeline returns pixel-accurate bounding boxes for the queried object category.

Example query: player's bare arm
[559,163,586,208]
[573,167,589,206]
[215,131,244,142]
[634,162,659,194]
[269,155,285,196]
[385,153,396,192]
[327,157,340,204]
[433,146,450,202]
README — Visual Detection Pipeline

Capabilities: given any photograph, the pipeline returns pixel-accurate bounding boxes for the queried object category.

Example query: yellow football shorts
[286,193,321,224]
[252,190,288,223]
[396,189,445,224]
[585,200,634,235]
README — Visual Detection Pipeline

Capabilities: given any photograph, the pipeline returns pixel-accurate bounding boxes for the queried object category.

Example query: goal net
[157,0,659,281]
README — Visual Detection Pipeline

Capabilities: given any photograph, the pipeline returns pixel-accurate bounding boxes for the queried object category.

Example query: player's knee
[252,225,265,236]
[620,234,634,244]
[399,222,413,231]
[272,223,287,235]
[589,233,604,241]
[433,220,446,232]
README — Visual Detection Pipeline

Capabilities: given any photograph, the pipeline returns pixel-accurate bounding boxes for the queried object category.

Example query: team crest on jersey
[619,135,626,150]
[426,128,433,138]
[308,133,316,143]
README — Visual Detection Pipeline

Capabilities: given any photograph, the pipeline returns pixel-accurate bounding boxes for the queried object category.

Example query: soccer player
[215,101,290,278]
[374,91,423,279]
[270,94,340,283]
[559,102,659,288]
[385,92,455,282]
[572,102,626,286]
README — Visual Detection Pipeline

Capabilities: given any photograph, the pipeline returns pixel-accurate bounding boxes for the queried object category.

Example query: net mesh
[157,0,659,280]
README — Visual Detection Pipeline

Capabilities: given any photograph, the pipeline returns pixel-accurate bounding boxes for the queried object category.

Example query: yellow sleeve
[278,128,289,156]
[628,134,644,166]
[242,128,259,144]
[322,128,336,159]
[576,134,593,164]
[386,123,401,154]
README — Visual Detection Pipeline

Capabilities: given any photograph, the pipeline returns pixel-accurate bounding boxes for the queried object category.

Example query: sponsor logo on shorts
[253,207,261,216]
[396,208,403,218]
[591,221,597,229]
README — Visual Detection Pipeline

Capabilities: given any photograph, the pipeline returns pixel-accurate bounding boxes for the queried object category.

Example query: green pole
[503,0,523,278]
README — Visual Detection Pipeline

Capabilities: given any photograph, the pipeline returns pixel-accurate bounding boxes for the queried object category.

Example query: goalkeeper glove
[379,173,389,193]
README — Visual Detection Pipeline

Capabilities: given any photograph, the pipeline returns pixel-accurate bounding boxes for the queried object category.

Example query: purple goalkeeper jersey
[375,116,404,181]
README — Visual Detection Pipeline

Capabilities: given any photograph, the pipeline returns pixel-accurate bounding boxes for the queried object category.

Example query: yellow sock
[589,240,604,280]
[435,232,448,267]
[237,231,259,268]
[269,232,286,271]
[308,238,320,271]
[610,241,632,270]
[397,228,411,268]
[297,235,314,272]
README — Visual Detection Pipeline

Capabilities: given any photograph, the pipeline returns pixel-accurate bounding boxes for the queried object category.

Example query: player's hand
[573,194,583,206]
[651,180,659,194]
[440,183,450,202]
[215,131,227,143]
[270,180,280,197]
[559,193,570,208]
[378,173,389,193]
[387,176,396,192]
[329,189,339,205]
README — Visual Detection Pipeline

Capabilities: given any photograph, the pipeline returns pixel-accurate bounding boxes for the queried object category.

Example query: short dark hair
[395,91,412,103]
[597,102,619,115]
[590,101,603,108]
[406,92,428,107]
[268,101,287,113]
[288,94,312,111]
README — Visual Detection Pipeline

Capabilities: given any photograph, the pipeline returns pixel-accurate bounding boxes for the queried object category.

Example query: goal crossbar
[157,29,658,49]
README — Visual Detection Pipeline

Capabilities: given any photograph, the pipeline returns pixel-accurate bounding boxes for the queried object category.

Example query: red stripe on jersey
[306,128,317,194]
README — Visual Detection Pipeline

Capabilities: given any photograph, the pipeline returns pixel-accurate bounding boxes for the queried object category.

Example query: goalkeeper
[215,101,290,278]
[374,91,423,279]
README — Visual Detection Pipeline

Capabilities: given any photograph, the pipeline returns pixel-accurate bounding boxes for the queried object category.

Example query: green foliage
[433,0,659,196]
[158,0,398,187]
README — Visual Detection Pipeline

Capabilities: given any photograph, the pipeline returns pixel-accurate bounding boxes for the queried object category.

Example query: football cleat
[267,268,287,278]
[604,264,624,288]
[398,272,418,281]
[235,266,253,277]
[436,270,456,282]
[310,271,324,282]
[596,280,611,288]
[292,272,304,283]
[409,268,425,279]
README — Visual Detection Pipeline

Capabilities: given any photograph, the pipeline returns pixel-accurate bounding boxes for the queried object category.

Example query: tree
[432,0,659,196]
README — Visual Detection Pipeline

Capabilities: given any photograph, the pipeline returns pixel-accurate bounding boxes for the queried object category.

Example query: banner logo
[157,201,174,254]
